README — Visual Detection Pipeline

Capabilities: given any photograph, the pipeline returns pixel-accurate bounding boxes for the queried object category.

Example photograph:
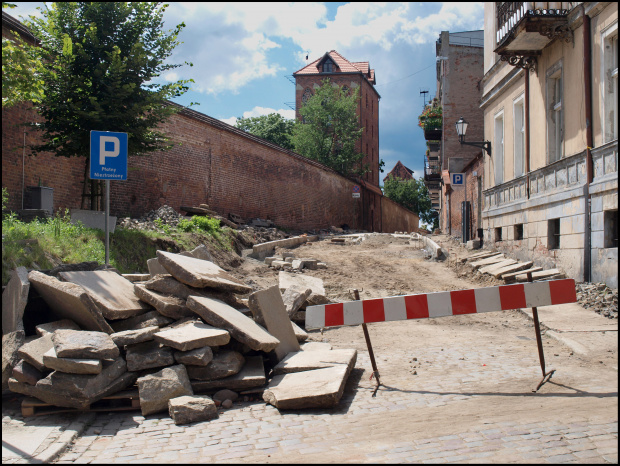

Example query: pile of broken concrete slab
[2,246,357,425]
[265,251,327,272]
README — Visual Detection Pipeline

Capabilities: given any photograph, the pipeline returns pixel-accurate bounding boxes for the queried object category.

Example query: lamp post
[455,117,492,156]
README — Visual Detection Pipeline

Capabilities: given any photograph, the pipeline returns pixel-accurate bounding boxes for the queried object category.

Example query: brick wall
[2,102,419,233]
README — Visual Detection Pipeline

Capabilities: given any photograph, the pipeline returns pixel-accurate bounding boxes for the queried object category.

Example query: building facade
[383,160,414,183]
[481,2,618,287]
[425,30,485,240]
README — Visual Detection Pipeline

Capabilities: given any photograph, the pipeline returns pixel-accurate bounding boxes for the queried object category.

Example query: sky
[8,2,484,186]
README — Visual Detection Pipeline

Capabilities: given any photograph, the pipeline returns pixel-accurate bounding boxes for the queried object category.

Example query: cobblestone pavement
[42,311,617,464]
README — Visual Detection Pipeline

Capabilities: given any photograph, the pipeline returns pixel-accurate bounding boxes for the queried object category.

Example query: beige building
[481,2,617,288]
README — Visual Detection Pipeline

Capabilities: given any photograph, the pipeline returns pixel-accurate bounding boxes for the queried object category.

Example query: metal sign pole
[527,271,555,391]
[105,179,110,267]
[353,289,382,396]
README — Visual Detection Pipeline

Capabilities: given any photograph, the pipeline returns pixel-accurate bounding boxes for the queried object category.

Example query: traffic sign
[352,185,360,193]
[90,131,128,180]
[451,172,464,187]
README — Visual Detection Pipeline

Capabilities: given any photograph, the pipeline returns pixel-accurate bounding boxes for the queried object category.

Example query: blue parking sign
[451,173,464,186]
[90,131,128,180]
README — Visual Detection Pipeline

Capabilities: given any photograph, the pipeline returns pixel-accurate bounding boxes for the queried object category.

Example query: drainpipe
[583,5,593,283]
[525,69,530,199]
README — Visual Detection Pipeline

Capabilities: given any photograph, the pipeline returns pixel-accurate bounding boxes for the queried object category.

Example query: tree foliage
[235,113,294,151]
[23,2,194,188]
[291,79,366,177]
[2,3,45,107]
[383,175,439,230]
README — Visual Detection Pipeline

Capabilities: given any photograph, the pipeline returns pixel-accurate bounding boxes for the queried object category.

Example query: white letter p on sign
[100,136,120,165]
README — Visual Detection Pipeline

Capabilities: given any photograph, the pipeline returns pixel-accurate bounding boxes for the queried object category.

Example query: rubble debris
[281,287,312,319]
[2,331,25,391]
[577,283,618,319]
[190,355,266,393]
[134,284,193,319]
[153,321,230,351]
[185,350,245,381]
[42,347,103,375]
[125,340,175,372]
[173,346,213,366]
[17,333,54,372]
[278,271,325,296]
[110,326,160,347]
[137,364,193,416]
[27,271,113,333]
[110,310,173,333]
[2,266,29,334]
[169,395,218,425]
[35,319,80,337]
[51,329,119,360]
[12,359,45,385]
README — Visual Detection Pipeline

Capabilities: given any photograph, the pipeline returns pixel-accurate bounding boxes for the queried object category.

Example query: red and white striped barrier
[306,279,577,329]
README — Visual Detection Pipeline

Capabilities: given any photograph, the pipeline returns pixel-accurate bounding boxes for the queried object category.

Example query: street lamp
[455,116,491,156]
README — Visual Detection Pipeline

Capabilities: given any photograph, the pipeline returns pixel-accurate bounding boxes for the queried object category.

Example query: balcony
[424,161,441,182]
[494,2,576,69]
[418,104,442,141]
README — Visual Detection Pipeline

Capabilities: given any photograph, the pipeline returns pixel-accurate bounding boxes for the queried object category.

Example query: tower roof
[293,50,376,85]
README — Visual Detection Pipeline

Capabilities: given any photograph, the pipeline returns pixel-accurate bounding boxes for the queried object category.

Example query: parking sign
[90,131,128,180]
[451,173,464,187]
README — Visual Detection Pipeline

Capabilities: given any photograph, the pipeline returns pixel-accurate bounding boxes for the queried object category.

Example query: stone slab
[125,340,174,372]
[187,244,214,262]
[174,346,213,366]
[110,326,160,347]
[501,266,543,282]
[12,359,45,385]
[248,286,300,361]
[70,209,116,233]
[187,296,280,352]
[35,319,81,337]
[263,365,350,409]
[470,254,505,269]
[156,250,252,293]
[478,259,517,275]
[17,333,54,372]
[186,350,245,381]
[137,364,193,416]
[515,269,564,282]
[190,355,266,392]
[291,321,308,342]
[59,270,151,320]
[300,342,332,351]
[27,271,113,333]
[491,261,534,279]
[109,310,173,333]
[278,271,325,296]
[51,329,119,360]
[169,395,218,425]
[42,347,103,375]
[154,322,230,351]
[122,273,151,283]
[272,349,357,375]
[2,266,29,334]
[134,284,193,319]
[281,287,312,318]
[142,274,239,308]
[2,330,25,391]
[466,251,500,261]
[147,257,168,276]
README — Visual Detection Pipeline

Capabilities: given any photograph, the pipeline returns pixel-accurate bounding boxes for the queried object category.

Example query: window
[546,62,563,163]
[548,218,560,249]
[301,88,312,104]
[513,95,525,177]
[602,23,618,142]
[514,224,524,241]
[322,60,334,73]
[604,210,618,248]
[494,111,504,185]
[494,227,502,242]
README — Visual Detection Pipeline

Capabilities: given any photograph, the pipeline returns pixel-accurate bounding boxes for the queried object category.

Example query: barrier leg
[353,289,382,396]
[527,272,555,392]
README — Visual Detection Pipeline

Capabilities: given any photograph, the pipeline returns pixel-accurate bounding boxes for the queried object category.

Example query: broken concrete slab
[2,266,29,334]
[248,286,300,361]
[491,261,534,279]
[185,350,245,381]
[278,271,325,296]
[515,269,564,282]
[470,254,506,269]
[187,296,280,353]
[271,260,292,270]
[272,349,357,375]
[502,266,543,282]
[147,257,169,276]
[110,326,160,347]
[154,322,230,351]
[466,251,501,261]
[17,333,54,372]
[125,340,175,372]
[142,274,240,308]
[133,284,193,319]
[174,346,213,367]
[156,251,252,293]
[190,356,266,393]
[51,329,119,360]
[264,257,282,266]
[169,395,218,425]
[59,270,152,320]
[12,359,45,385]
[122,273,151,283]
[27,271,113,333]
[35,319,80,337]
[2,330,25,392]
[281,287,312,319]
[187,244,214,262]
[478,259,517,275]
[291,321,308,342]
[42,347,102,375]
[137,364,193,416]
[109,310,173,333]
[263,365,350,409]
[300,342,332,351]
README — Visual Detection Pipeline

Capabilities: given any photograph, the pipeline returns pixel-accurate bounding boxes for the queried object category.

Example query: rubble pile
[116,205,184,232]
[264,251,327,272]
[2,248,353,425]
[576,283,618,319]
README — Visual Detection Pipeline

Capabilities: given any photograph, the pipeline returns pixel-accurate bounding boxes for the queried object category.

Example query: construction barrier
[306,279,577,329]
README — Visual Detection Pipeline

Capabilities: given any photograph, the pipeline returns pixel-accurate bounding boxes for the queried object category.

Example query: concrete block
[137,365,193,416]
[2,267,29,334]
[70,209,117,233]
[169,395,218,425]
[466,239,481,250]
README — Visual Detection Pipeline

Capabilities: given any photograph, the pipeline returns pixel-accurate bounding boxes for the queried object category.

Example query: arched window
[302,88,312,104]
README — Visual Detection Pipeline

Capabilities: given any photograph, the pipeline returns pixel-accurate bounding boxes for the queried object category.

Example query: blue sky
[9,2,484,186]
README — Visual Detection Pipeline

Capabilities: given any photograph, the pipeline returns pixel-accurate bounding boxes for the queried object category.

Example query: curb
[33,412,95,463]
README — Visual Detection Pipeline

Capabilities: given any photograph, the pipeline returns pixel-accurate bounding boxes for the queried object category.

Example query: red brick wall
[444,154,484,239]
[381,196,419,233]
[2,103,419,232]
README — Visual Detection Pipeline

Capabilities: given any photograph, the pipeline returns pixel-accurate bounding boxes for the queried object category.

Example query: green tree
[2,3,45,107]
[235,113,294,150]
[383,175,439,230]
[291,78,366,177]
[23,2,194,209]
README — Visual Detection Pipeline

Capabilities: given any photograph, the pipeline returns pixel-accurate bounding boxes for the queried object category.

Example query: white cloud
[219,106,295,126]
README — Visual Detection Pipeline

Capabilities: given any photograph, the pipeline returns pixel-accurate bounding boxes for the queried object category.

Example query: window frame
[546,60,564,164]
[513,93,525,178]
[494,109,505,185]
[601,21,618,143]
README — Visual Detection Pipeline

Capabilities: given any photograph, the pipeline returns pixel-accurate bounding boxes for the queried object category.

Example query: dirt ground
[228,233,617,462]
